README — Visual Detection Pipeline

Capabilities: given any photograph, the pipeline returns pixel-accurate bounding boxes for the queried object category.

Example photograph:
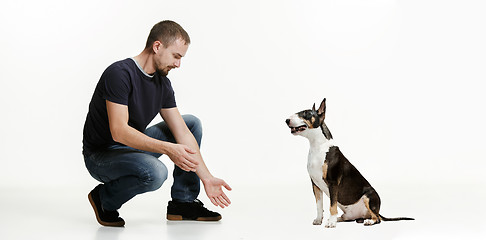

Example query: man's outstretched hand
[202,177,232,208]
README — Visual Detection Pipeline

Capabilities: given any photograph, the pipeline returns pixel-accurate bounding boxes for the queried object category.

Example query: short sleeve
[102,65,131,105]
[161,77,177,109]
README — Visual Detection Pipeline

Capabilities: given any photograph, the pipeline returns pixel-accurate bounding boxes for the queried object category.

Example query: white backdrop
[1,0,485,190]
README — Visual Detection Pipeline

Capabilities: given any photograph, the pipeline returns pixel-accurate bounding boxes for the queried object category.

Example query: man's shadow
[94,226,124,240]
[166,220,221,239]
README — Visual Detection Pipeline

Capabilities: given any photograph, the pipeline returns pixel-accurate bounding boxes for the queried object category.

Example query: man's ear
[152,41,163,53]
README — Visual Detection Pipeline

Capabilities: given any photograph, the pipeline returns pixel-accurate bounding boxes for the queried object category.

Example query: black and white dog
[286,98,414,228]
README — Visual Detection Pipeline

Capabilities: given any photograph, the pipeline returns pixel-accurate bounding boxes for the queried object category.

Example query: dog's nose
[285,119,290,125]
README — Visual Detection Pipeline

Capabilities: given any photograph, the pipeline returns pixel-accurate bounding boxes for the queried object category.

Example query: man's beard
[154,59,170,76]
[156,66,173,77]
[157,69,168,76]
[156,67,170,76]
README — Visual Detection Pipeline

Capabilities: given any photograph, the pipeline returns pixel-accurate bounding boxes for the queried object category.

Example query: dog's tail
[379,214,415,221]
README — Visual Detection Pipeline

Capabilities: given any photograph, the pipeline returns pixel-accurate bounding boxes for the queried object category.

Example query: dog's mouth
[290,125,307,134]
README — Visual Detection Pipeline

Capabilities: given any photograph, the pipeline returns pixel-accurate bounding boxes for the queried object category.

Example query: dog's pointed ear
[317,98,327,118]
[312,103,316,112]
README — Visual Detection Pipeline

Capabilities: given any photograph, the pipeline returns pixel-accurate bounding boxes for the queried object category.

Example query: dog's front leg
[325,184,339,228]
[312,181,323,225]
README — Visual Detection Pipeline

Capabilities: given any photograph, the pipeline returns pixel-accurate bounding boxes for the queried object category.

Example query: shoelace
[193,199,204,206]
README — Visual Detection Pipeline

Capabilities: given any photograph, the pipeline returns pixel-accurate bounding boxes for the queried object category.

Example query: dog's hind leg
[338,217,356,223]
[312,181,323,225]
[363,193,381,226]
[355,218,365,223]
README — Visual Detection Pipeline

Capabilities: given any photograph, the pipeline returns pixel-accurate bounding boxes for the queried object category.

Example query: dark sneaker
[167,199,222,221]
[88,184,125,227]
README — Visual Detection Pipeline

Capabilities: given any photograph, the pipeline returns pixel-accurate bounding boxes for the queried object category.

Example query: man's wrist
[198,171,213,183]
[157,141,173,155]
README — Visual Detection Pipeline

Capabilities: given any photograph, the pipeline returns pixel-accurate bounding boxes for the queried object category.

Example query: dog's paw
[364,219,376,226]
[313,218,323,225]
[325,216,337,228]
[325,220,337,228]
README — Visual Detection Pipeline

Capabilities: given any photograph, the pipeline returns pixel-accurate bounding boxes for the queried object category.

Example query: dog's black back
[325,146,381,207]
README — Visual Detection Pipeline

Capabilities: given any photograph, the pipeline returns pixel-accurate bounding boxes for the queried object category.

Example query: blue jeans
[84,114,202,211]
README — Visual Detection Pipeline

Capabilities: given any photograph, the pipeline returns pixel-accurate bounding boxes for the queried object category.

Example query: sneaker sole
[88,192,125,227]
[166,214,222,221]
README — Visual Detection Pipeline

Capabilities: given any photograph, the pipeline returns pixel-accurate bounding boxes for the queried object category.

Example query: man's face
[153,38,189,76]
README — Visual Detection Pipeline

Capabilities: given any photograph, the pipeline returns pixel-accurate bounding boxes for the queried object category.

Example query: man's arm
[160,107,232,208]
[106,100,198,172]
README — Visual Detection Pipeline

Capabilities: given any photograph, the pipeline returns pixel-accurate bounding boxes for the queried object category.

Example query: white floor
[1,182,485,240]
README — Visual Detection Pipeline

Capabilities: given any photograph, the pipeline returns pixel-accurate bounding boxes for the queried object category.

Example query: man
[82,20,231,227]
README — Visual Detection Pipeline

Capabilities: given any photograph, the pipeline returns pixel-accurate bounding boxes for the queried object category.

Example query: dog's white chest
[307,141,333,197]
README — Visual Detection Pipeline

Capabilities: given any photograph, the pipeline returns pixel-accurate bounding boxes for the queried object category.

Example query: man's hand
[166,143,199,172]
[202,177,232,208]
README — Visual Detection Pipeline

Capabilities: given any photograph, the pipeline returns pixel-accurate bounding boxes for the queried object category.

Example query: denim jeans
[84,114,202,211]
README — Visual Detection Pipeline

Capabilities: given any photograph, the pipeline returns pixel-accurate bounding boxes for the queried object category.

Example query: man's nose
[174,59,181,68]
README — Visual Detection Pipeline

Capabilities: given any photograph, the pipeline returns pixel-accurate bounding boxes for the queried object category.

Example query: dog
[285,98,414,228]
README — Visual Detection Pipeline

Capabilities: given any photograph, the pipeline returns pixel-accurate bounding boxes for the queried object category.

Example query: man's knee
[183,114,202,144]
[141,161,168,191]
[183,114,202,130]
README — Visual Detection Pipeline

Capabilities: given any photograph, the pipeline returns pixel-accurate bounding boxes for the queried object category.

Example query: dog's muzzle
[290,125,307,134]
[286,118,308,134]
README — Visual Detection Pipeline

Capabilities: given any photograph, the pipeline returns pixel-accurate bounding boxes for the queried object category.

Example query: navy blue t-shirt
[82,58,177,156]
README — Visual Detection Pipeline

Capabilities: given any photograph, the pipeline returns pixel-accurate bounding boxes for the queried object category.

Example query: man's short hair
[145,20,190,49]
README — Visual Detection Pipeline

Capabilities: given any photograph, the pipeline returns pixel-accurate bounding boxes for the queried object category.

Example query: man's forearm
[175,130,213,180]
[107,100,173,155]
[111,123,172,155]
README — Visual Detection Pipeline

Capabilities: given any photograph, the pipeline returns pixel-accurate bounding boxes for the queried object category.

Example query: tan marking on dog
[312,183,321,201]
[363,196,379,223]
[330,202,338,216]
[303,119,316,129]
[322,163,328,181]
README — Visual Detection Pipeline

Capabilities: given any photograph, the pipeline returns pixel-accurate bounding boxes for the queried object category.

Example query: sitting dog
[286,98,414,228]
